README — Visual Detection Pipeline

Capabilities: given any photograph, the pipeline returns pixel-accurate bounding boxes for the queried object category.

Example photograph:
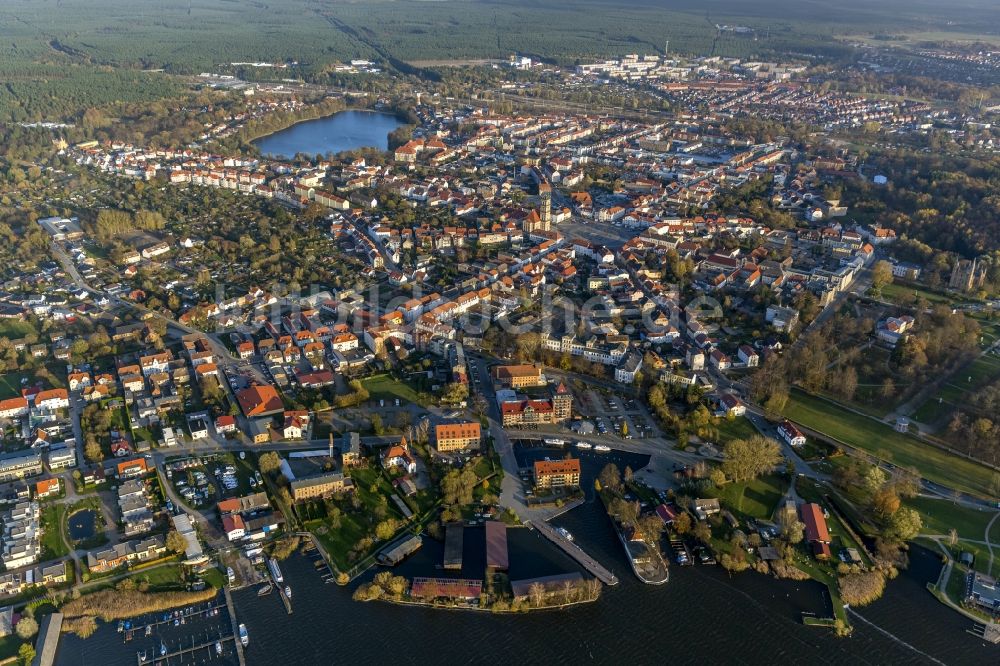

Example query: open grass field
[361,373,428,407]
[0,362,66,400]
[907,496,997,541]
[714,415,757,444]
[716,474,786,520]
[783,389,996,497]
[40,503,68,560]
[912,353,1000,423]
[880,281,954,307]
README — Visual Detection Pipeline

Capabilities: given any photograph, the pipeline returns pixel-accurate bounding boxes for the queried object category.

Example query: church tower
[538,179,552,231]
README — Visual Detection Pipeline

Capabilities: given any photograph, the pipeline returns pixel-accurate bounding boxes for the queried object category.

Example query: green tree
[258,452,281,475]
[721,435,782,482]
[17,644,35,666]
[166,530,187,554]
[884,507,922,542]
[870,260,893,295]
[15,616,38,640]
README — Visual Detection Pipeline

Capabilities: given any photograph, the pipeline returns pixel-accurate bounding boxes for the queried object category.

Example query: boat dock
[532,521,618,585]
[123,602,227,641]
[224,586,248,666]
[277,582,293,614]
[304,541,336,583]
[969,622,1000,644]
[138,633,236,666]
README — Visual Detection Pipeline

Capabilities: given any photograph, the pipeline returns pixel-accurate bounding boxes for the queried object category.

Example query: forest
[3,0,999,124]
[843,149,1000,262]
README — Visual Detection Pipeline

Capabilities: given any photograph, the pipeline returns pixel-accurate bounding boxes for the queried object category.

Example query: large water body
[57,449,998,664]
[252,110,404,159]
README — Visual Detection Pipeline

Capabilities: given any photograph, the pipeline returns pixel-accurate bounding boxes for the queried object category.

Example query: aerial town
[1,1,1000,664]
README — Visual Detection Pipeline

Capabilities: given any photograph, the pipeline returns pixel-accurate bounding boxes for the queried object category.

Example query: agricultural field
[783,389,996,497]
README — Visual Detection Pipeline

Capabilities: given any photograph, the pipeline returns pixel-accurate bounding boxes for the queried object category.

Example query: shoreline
[357,595,600,614]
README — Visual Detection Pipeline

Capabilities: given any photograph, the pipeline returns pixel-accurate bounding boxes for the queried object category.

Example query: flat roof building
[444,523,464,570]
[485,520,508,571]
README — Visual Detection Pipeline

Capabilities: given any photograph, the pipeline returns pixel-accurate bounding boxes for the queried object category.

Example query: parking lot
[573,388,661,440]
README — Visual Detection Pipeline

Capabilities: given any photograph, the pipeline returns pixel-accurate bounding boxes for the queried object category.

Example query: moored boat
[268,558,284,584]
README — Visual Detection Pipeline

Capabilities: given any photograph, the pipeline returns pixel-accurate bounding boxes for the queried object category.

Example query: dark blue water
[252,110,403,158]
[68,509,97,541]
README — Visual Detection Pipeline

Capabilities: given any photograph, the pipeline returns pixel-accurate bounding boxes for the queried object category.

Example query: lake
[252,110,404,159]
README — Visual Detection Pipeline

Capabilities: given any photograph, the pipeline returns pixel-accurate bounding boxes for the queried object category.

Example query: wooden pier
[138,634,236,666]
[123,602,227,641]
[304,533,339,584]
[224,586,248,666]
[969,622,1000,644]
[532,521,618,585]
[277,582,293,614]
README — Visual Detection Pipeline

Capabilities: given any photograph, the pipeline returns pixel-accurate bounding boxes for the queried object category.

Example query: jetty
[224,586,248,666]
[123,602,227,641]
[277,582,293,614]
[305,541,336,583]
[532,521,618,585]
[140,633,236,666]
[969,622,1000,644]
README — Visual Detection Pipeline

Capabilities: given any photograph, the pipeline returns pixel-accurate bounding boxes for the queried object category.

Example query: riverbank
[356,593,600,614]
[60,586,220,637]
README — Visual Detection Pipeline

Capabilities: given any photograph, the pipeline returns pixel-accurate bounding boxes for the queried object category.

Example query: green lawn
[201,567,227,590]
[306,515,369,571]
[0,363,67,400]
[361,374,429,407]
[907,496,997,541]
[304,465,407,570]
[950,541,996,577]
[783,390,995,497]
[40,504,68,559]
[715,474,787,520]
[0,635,24,661]
[135,563,187,590]
[914,343,1000,423]
[714,415,757,444]
[880,281,952,306]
